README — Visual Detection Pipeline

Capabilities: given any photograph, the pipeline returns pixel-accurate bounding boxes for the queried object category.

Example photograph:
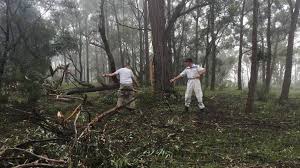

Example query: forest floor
[1,87,300,167]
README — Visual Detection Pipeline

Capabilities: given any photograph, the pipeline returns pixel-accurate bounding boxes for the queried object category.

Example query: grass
[1,87,300,167]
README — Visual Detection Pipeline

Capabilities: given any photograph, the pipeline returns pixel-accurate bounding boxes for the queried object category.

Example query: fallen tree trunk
[65,84,119,95]
[13,163,65,168]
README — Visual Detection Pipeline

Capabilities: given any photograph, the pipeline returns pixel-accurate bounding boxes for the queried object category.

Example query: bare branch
[3,148,66,165]
[165,1,210,35]
[12,162,65,168]
[115,20,151,31]
[90,41,105,49]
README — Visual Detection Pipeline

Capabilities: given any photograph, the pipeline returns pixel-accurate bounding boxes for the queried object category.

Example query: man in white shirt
[170,58,206,112]
[103,65,138,109]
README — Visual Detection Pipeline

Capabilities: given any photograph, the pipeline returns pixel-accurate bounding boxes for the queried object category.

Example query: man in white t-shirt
[103,65,138,109]
[170,58,206,112]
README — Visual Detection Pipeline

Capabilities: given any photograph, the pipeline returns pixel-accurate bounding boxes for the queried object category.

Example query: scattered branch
[2,148,66,165]
[15,139,64,149]
[78,97,137,140]
[12,162,65,168]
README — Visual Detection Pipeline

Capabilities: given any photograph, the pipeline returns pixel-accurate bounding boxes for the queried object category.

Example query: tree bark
[0,0,10,88]
[148,0,171,92]
[270,33,280,81]
[204,13,211,88]
[144,0,150,83]
[265,0,272,93]
[174,9,187,78]
[99,0,118,83]
[138,3,144,81]
[85,16,90,83]
[112,1,124,67]
[210,2,217,91]
[95,46,100,75]
[148,0,209,92]
[260,33,266,83]
[238,0,246,90]
[63,54,69,84]
[194,0,200,63]
[78,19,83,81]
[280,0,300,101]
[245,0,259,113]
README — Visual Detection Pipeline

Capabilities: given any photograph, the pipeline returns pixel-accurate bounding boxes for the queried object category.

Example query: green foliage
[1,88,300,167]
[256,83,268,101]
[100,91,118,105]
[69,133,112,167]
[0,0,56,104]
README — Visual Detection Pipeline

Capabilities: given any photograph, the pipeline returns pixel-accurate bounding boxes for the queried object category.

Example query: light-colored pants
[185,79,205,109]
[117,84,135,109]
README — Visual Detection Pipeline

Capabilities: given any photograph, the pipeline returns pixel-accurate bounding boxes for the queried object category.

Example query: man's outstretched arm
[170,75,183,83]
[102,72,117,77]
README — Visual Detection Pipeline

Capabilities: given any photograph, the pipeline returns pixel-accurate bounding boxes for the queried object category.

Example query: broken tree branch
[78,97,137,140]
[65,104,82,121]
[15,139,64,149]
[2,148,66,165]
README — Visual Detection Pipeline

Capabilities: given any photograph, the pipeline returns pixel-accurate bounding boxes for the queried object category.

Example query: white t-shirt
[114,67,134,85]
[180,64,204,79]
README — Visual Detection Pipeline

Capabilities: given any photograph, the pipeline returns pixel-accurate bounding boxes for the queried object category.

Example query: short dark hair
[184,58,193,63]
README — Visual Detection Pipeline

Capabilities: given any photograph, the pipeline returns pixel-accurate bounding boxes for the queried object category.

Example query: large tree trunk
[270,34,280,81]
[260,33,266,84]
[245,0,259,113]
[95,46,100,75]
[194,0,200,63]
[85,16,90,83]
[280,0,300,101]
[0,0,10,88]
[63,54,69,84]
[210,2,217,91]
[65,84,119,95]
[144,0,150,82]
[138,7,144,81]
[265,0,272,93]
[174,12,187,82]
[112,1,124,67]
[148,0,171,92]
[237,0,246,90]
[204,13,211,88]
[78,19,83,81]
[99,0,118,83]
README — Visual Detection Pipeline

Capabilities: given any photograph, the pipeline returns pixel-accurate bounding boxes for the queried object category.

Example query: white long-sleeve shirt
[113,68,134,85]
[180,64,204,79]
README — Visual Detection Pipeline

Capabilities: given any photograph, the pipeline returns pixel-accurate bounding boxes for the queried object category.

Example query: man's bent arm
[198,68,206,75]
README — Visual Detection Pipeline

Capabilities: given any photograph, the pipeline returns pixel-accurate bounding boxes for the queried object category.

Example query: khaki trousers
[117,84,135,109]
